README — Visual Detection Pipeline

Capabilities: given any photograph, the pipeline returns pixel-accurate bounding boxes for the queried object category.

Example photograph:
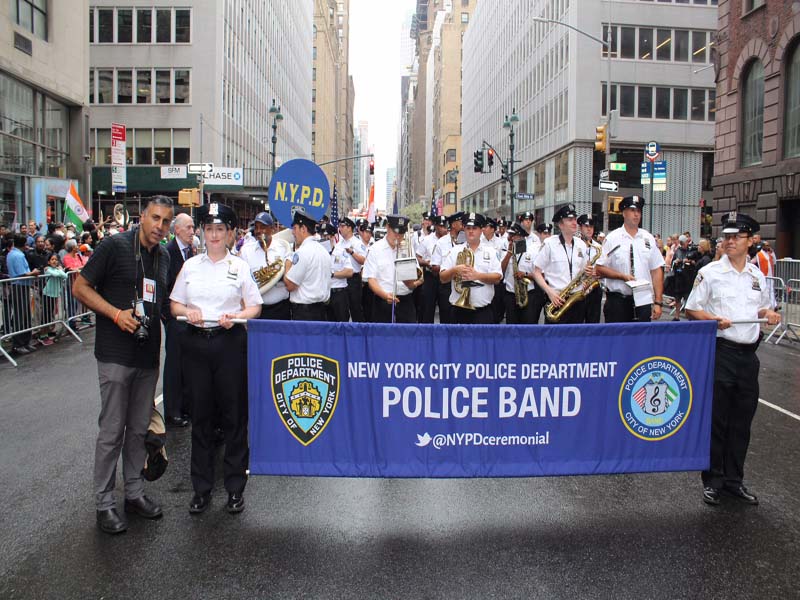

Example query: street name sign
[599,180,619,192]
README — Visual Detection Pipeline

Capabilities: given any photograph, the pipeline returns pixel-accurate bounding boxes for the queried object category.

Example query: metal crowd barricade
[0,271,94,367]
[769,278,800,346]
[774,258,800,283]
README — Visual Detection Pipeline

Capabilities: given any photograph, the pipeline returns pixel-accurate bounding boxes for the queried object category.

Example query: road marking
[759,398,800,422]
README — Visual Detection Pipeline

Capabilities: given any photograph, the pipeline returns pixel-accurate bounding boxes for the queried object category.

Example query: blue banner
[268,159,330,227]
[248,321,717,478]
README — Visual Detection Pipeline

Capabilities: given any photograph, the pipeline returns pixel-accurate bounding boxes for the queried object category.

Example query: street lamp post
[449,166,460,210]
[269,99,283,183]
[503,108,520,219]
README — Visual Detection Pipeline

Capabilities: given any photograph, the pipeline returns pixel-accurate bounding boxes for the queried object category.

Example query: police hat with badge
[577,214,597,227]
[483,216,498,230]
[552,203,578,223]
[339,216,356,229]
[619,195,645,211]
[535,223,552,234]
[195,202,237,229]
[508,223,528,238]
[433,215,448,228]
[358,220,373,233]
[497,217,511,229]
[517,211,534,222]
[422,211,432,221]
[318,222,337,237]
[386,214,410,235]
[447,211,465,226]
[291,206,318,231]
[721,211,759,235]
[461,212,486,228]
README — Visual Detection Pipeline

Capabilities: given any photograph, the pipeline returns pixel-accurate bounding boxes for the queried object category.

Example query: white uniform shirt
[170,251,262,326]
[533,235,589,294]
[416,232,441,266]
[431,234,459,269]
[597,226,665,295]
[503,237,541,293]
[685,255,771,345]
[441,242,502,308]
[285,236,331,304]
[238,235,292,305]
[411,229,427,255]
[330,245,350,290]
[336,234,367,274]
[363,237,417,297]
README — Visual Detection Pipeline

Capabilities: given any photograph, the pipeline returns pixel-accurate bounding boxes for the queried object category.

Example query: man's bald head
[174,213,195,246]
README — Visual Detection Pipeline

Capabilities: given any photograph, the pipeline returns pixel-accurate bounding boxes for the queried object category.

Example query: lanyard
[629,242,635,278]
[559,234,574,278]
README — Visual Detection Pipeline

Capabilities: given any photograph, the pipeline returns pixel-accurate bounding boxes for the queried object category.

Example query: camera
[132,300,151,345]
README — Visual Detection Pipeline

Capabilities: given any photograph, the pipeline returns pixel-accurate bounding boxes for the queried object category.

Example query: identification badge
[644,239,651,250]
[142,277,156,303]
[577,250,584,258]
[751,277,761,291]
[484,251,491,261]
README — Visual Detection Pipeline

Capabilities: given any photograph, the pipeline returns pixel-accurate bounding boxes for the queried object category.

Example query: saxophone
[253,234,287,294]
[544,250,601,322]
[512,251,531,308]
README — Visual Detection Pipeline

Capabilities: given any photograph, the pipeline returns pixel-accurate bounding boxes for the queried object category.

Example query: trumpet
[544,251,601,322]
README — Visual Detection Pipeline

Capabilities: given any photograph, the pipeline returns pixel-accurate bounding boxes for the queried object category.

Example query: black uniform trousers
[346,274,365,322]
[437,282,453,324]
[702,339,760,489]
[163,318,191,419]
[584,288,603,324]
[291,302,328,322]
[362,283,375,323]
[327,288,350,322]
[491,283,506,323]
[260,298,292,320]
[545,297,586,324]
[420,271,438,323]
[604,291,652,323]
[181,325,248,496]
[453,304,493,324]
[374,294,416,323]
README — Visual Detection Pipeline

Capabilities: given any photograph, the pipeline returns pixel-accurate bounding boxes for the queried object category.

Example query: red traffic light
[369,159,375,175]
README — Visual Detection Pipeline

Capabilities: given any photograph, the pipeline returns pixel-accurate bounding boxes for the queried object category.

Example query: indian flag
[366,184,376,224]
[64,182,89,233]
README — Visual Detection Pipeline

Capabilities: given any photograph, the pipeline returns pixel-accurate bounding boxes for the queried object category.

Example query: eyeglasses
[722,233,749,241]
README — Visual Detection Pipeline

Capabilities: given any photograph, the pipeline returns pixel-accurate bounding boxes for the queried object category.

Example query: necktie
[183,246,192,260]
[629,243,635,278]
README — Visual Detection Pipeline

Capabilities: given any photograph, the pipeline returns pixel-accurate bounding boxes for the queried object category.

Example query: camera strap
[133,228,160,310]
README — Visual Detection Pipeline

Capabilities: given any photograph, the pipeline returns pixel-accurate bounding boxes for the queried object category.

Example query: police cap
[291,206,318,230]
[508,223,527,238]
[318,222,337,237]
[339,216,356,229]
[535,223,552,234]
[447,211,465,225]
[196,202,236,229]
[386,214,410,234]
[434,215,448,227]
[577,214,597,227]
[517,211,534,222]
[484,217,498,229]
[620,195,645,211]
[721,211,760,235]
[462,212,486,228]
[552,204,578,223]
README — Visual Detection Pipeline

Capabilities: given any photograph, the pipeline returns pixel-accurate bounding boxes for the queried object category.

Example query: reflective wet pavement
[1,330,798,599]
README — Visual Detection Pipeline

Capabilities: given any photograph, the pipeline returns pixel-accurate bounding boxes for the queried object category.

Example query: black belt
[291,301,326,308]
[188,325,229,338]
[331,287,347,294]
[264,298,290,308]
[607,291,633,300]
[717,337,759,354]
[350,272,362,279]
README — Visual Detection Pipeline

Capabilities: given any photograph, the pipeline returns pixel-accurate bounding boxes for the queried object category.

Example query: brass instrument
[395,235,423,281]
[453,247,477,310]
[544,249,601,322]
[512,251,531,308]
[253,234,290,294]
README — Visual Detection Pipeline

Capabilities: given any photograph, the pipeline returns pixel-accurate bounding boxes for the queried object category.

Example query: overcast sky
[349,0,415,209]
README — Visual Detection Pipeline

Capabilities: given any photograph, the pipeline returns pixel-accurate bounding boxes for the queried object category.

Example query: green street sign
[608,153,618,162]
[610,162,627,172]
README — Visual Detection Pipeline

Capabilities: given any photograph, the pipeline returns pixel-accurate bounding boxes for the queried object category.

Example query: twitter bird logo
[416,433,432,447]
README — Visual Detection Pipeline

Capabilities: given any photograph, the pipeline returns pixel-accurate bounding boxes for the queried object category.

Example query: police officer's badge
[271,353,340,446]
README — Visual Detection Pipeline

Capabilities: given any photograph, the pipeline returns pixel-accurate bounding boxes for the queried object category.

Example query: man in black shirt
[73,196,173,535]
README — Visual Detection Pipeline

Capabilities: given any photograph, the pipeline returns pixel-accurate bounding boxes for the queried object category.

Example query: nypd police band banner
[247,320,717,478]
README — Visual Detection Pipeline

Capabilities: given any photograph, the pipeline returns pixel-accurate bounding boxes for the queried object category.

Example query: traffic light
[369,159,375,175]
[473,149,484,173]
[594,123,608,153]
[501,163,508,180]
[608,195,623,214]
[487,148,495,170]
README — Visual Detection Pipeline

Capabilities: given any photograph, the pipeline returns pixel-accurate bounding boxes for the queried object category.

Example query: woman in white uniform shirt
[170,202,262,515]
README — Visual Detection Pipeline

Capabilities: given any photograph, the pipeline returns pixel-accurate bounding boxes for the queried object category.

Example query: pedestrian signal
[608,195,623,214]
[473,149,484,173]
[595,123,608,153]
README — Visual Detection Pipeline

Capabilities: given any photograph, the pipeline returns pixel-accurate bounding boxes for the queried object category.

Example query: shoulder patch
[291,252,299,265]
[693,272,703,287]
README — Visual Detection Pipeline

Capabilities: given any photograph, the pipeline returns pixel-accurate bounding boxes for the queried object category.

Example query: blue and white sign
[268,159,330,227]
[248,321,717,478]
[202,167,243,186]
[653,161,667,181]
[645,141,661,160]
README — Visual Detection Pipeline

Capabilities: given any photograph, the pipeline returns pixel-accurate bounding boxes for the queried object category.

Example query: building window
[639,28,653,60]
[135,129,152,164]
[154,129,171,164]
[117,70,132,103]
[673,88,688,120]
[691,88,706,120]
[175,9,191,42]
[156,9,172,43]
[137,71,152,103]
[656,29,672,61]
[98,8,113,43]
[674,30,689,62]
[117,9,132,43]
[638,86,653,118]
[97,70,113,103]
[620,85,635,117]
[743,0,765,14]
[741,60,764,166]
[137,8,152,43]
[692,31,707,63]
[14,0,47,40]
[89,9,94,43]
[446,148,457,162]
[461,12,469,23]
[784,44,800,158]
[174,70,190,103]
[620,27,636,59]
[173,129,190,163]
[156,70,171,103]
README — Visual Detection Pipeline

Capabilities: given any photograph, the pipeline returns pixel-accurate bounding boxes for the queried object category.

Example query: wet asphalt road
[1,327,799,600]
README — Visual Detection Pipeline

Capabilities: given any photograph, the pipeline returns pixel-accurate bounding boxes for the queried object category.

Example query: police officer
[358,221,376,321]
[363,214,423,323]
[481,217,506,323]
[170,202,262,515]
[324,222,352,321]
[416,215,448,323]
[595,195,665,323]
[685,212,780,506]
[439,212,502,324]
[284,207,331,321]
[497,218,510,242]
[430,212,464,324]
[239,211,293,320]
[535,222,552,243]
[501,223,542,324]
[336,216,366,322]
[532,204,591,324]
[517,211,535,239]
[578,214,603,324]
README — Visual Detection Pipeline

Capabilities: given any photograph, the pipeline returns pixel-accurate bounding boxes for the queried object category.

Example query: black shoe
[12,346,31,355]
[702,486,721,506]
[189,493,211,514]
[165,415,190,428]
[226,493,245,514]
[96,508,127,534]
[124,495,163,519]
[724,484,759,505]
